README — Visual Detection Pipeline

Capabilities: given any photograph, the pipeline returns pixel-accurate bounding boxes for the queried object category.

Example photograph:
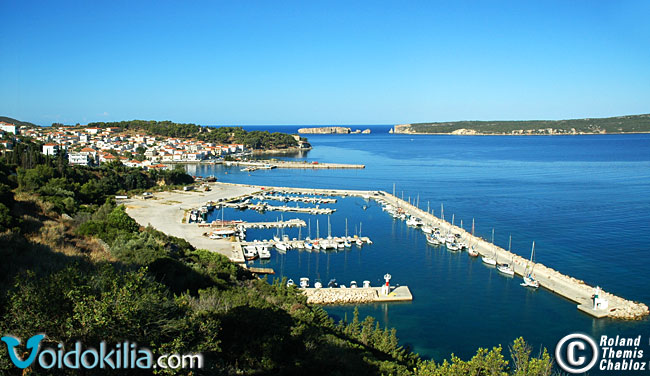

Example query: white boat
[363,280,371,288]
[468,246,479,257]
[275,242,287,252]
[447,242,460,251]
[421,225,434,234]
[258,246,271,259]
[243,246,258,261]
[350,281,358,288]
[343,240,351,247]
[521,241,540,288]
[496,263,515,276]
[406,216,421,227]
[314,281,323,289]
[482,255,497,266]
[304,242,313,250]
[426,234,440,245]
[458,242,468,250]
[286,279,295,287]
[299,277,310,288]
[355,239,363,247]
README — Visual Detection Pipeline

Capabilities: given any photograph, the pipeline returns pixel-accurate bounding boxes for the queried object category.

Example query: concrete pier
[227,160,365,169]
[374,191,649,320]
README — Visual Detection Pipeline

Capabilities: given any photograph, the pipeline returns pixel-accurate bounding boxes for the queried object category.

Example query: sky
[1,0,649,126]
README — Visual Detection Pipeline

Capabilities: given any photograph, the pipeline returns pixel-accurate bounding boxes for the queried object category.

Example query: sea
[186,125,650,373]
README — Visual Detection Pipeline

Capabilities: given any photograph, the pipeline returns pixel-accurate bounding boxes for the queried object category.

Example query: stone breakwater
[303,288,378,304]
[377,191,649,320]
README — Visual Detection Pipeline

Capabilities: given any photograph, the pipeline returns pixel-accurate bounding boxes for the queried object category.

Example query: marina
[126,181,648,320]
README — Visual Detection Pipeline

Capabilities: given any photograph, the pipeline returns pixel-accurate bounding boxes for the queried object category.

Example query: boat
[426,234,441,245]
[482,254,497,266]
[314,280,323,289]
[421,225,434,234]
[327,279,338,288]
[304,242,313,250]
[243,246,258,261]
[496,262,515,276]
[299,277,310,288]
[275,242,287,252]
[350,281,358,288]
[258,246,271,259]
[468,246,479,257]
[363,280,371,288]
[286,279,295,287]
[446,242,460,251]
[521,241,540,288]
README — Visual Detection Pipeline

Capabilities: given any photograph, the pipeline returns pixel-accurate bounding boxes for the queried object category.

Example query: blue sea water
[188,127,650,371]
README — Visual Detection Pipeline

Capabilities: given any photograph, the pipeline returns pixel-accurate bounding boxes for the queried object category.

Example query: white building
[0,122,17,134]
[42,143,59,156]
[68,153,92,166]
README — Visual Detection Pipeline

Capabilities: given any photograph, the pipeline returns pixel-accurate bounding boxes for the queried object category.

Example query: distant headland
[391,114,650,135]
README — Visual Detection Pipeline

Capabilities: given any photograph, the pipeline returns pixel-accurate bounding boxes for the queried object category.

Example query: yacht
[350,281,358,288]
[314,281,323,289]
[286,279,295,287]
[299,277,310,288]
[426,234,440,245]
[521,241,540,288]
[275,242,287,252]
[446,242,461,251]
[482,255,497,266]
[421,225,434,234]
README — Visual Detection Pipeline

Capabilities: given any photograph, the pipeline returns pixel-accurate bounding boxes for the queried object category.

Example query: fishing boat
[350,281,358,288]
[314,280,323,289]
[299,277,310,288]
[327,279,338,288]
[286,279,295,287]
[521,241,540,288]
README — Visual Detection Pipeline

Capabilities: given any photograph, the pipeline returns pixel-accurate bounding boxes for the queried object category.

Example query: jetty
[303,286,413,304]
[374,191,649,320]
[259,194,337,204]
[226,160,365,169]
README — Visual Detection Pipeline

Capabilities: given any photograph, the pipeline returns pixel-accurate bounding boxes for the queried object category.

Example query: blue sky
[1,0,649,125]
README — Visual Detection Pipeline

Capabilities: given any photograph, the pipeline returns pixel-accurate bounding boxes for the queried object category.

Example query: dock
[259,194,337,204]
[226,160,365,169]
[302,286,413,304]
[248,267,275,275]
[374,190,649,320]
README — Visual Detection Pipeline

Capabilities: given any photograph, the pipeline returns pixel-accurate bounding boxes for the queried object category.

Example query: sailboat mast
[345,218,348,238]
[316,219,320,239]
[508,234,512,252]
[472,218,475,236]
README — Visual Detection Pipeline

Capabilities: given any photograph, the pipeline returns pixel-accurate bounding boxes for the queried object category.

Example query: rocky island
[298,126,371,134]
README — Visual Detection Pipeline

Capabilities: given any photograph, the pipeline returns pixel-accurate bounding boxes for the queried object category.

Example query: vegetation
[85,120,301,150]
[399,113,650,134]
[0,116,38,128]
[0,138,555,374]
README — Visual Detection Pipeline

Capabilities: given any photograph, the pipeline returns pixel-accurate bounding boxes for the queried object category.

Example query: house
[42,143,59,156]
[85,127,101,135]
[0,122,17,134]
[0,140,13,150]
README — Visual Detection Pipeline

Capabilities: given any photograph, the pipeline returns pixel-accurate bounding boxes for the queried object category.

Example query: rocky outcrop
[298,127,351,134]
[361,129,371,134]
[392,124,414,134]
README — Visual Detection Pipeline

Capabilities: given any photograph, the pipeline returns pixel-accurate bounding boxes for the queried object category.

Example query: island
[392,114,650,135]
[298,126,371,134]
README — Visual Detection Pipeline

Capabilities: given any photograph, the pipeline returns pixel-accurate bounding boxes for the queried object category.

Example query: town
[0,120,272,170]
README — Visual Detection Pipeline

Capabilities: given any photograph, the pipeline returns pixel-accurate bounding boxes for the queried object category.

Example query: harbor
[124,181,649,320]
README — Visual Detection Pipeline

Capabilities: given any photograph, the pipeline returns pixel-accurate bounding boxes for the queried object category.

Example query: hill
[393,114,650,135]
[0,116,38,127]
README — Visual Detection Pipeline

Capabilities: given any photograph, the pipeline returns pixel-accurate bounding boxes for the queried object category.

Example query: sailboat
[521,241,540,288]
[482,228,497,265]
[497,235,515,276]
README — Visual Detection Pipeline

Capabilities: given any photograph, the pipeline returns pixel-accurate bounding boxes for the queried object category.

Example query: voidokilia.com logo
[2,334,203,370]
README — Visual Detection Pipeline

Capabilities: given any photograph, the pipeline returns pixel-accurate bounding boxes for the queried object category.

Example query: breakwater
[303,286,413,304]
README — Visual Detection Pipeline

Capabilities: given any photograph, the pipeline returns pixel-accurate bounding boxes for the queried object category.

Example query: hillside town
[0,120,249,170]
